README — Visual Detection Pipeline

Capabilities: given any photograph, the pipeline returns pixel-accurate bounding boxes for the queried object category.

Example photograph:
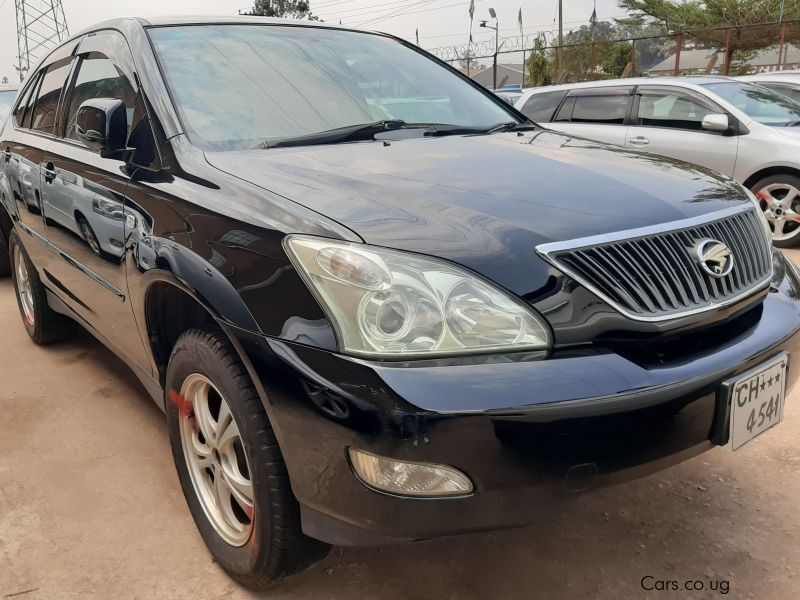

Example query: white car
[739,70,800,104]
[515,76,800,246]
[0,84,19,125]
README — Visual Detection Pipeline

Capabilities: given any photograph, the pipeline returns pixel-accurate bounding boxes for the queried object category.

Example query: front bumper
[231,260,800,546]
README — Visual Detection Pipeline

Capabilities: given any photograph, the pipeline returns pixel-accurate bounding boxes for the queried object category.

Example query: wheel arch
[137,241,267,415]
[0,198,12,249]
[743,166,800,190]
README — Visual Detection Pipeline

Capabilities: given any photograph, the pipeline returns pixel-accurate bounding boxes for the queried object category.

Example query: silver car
[515,76,800,246]
[739,70,800,104]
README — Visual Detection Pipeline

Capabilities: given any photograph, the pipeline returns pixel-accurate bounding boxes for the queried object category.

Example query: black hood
[205,129,748,295]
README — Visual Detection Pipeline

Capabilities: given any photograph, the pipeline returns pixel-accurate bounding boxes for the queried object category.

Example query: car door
[626,86,738,177]
[545,86,632,145]
[39,31,149,367]
[1,53,74,269]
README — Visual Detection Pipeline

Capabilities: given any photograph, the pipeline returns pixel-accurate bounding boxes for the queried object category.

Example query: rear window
[520,91,567,122]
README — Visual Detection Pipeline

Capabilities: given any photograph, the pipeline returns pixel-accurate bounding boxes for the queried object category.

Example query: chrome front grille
[537,206,772,321]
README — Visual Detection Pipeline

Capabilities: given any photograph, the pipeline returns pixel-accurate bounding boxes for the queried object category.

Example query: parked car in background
[0,84,19,124]
[739,70,800,104]
[0,84,19,273]
[492,84,524,106]
[2,18,800,588]
[516,77,800,247]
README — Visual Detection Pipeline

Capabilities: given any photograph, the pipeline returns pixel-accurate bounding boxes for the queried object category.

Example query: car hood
[773,126,800,140]
[205,129,747,295]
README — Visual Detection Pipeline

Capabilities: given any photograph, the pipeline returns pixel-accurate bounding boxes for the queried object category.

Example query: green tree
[617,1,800,73]
[250,0,317,19]
[527,35,553,86]
[602,43,635,77]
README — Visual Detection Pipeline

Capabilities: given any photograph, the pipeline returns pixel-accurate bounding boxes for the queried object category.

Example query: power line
[319,0,418,20]
[356,0,478,28]
[355,0,437,27]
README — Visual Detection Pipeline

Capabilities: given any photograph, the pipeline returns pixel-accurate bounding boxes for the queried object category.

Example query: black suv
[1,17,799,588]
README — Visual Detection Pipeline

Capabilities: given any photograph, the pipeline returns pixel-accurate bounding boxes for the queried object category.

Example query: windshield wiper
[484,121,539,133]
[257,120,407,149]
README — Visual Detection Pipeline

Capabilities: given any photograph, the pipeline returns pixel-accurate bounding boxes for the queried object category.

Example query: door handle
[41,162,57,183]
[628,136,650,146]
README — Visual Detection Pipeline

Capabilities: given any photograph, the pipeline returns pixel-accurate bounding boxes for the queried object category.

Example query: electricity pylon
[15,0,70,82]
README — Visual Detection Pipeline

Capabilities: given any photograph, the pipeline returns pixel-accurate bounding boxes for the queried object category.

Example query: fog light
[348,448,473,497]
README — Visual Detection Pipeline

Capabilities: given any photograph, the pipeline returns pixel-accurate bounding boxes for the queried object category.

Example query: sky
[0,0,629,82]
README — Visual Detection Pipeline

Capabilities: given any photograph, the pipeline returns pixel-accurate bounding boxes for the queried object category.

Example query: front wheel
[166,329,329,588]
[751,174,800,248]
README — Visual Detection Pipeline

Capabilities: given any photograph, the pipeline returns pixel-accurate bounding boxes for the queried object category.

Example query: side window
[554,97,575,122]
[29,60,72,133]
[571,95,628,124]
[520,91,567,122]
[63,52,137,141]
[14,73,41,129]
[637,90,715,131]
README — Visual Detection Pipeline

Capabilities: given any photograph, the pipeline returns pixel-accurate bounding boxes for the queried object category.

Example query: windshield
[701,81,800,126]
[0,90,17,124]
[149,25,514,151]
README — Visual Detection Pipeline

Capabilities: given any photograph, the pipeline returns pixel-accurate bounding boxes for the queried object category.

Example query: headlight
[285,235,551,358]
[745,187,772,240]
[93,197,124,220]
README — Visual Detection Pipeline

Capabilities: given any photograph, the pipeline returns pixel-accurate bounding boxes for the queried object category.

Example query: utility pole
[555,0,563,79]
[480,8,499,89]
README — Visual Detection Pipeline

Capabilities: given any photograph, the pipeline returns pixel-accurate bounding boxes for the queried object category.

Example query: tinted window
[637,90,715,131]
[29,61,72,133]
[554,97,575,122]
[149,25,514,151]
[520,91,567,122]
[571,95,628,124]
[63,53,137,141]
[759,83,800,104]
[702,81,800,126]
[14,74,41,128]
[0,90,17,124]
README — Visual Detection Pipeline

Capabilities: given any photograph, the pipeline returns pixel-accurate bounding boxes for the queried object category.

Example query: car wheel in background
[77,216,102,257]
[165,329,329,589]
[752,174,800,248]
[8,229,73,344]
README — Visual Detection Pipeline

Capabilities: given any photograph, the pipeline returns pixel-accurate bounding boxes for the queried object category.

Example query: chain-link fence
[428,20,800,90]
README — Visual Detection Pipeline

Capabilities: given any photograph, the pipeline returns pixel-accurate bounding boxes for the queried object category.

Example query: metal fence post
[722,28,733,75]
[673,34,683,76]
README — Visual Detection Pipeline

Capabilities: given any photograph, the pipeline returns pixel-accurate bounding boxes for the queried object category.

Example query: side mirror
[701,113,732,134]
[75,98,127,157]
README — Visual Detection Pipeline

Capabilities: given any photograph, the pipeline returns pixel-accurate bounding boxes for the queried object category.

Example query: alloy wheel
[14,245,35,326]
[756,183,800,242]
[178,373,255,547]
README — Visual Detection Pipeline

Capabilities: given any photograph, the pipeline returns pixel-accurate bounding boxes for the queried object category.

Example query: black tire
[0,229,9,277]
[166,328,329,588]
[77,216,102,257]
[8,229,73,345]
[750,174,800,248]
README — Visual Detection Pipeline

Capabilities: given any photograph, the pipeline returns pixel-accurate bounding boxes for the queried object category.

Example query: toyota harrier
[1,18,800,588]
